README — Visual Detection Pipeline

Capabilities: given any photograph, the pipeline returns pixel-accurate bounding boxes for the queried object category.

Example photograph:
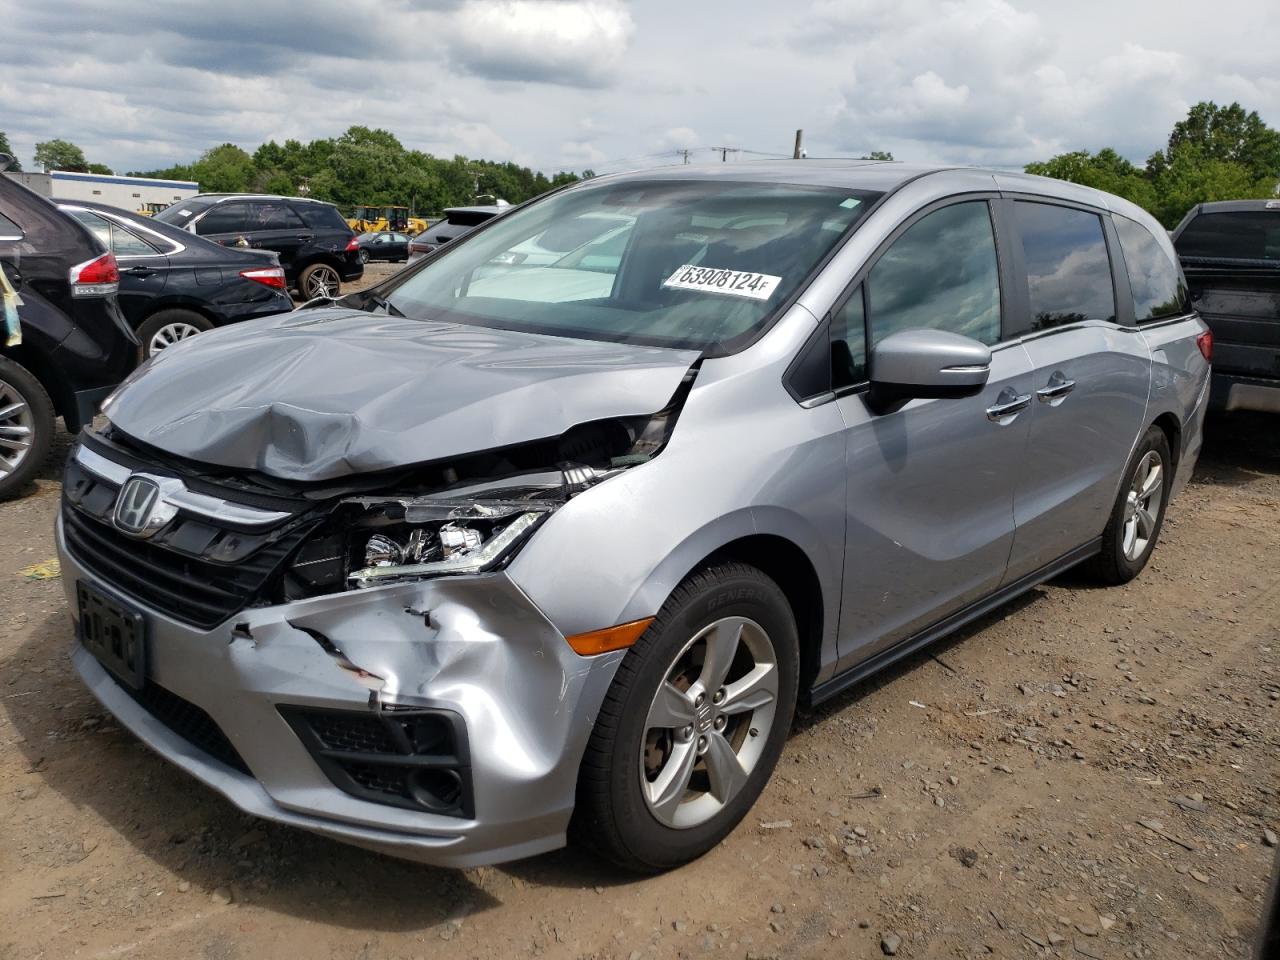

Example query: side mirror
[867,328,991,413]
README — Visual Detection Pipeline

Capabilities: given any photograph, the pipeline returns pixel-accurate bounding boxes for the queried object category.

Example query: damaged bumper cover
[58,514,625,868]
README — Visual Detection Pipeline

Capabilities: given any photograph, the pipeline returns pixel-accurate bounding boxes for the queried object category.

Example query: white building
[3,170,198,214]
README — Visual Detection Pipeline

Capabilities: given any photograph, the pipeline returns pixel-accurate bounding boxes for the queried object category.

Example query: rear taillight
[1196,330,1213,362]
[69,252,119,297]
[345,235,359,252]
[239,266,287,290]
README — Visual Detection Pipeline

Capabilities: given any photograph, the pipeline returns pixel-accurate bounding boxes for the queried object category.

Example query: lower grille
[280,706,472,818]
[119,679,250,775]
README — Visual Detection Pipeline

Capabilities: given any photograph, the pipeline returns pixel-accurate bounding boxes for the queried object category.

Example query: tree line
[1024,101,1279,227]
[131,126,587,214]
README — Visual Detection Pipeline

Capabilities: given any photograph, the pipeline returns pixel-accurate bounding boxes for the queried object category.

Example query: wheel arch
[697,534,827,699]
[137,299,218,330]
[1151,410,1182,474]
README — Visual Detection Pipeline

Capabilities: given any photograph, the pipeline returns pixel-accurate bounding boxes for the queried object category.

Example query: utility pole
[679,149,691,164]
[712,146,739,162]
[793,129,804,159]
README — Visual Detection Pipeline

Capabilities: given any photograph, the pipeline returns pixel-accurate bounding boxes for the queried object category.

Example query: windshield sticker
[176,209,191,217]
[839,197,862,209]
[662,265,782,301]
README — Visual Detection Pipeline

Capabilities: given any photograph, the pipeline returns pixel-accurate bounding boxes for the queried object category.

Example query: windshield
[1175,210,1280,262]
[380,180,882,353]
[154,199,214,228]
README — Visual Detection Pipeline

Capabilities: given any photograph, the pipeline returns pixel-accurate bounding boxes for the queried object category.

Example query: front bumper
[57,515,625,868]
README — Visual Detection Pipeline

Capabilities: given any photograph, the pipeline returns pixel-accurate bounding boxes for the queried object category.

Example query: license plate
[77,582,147,690]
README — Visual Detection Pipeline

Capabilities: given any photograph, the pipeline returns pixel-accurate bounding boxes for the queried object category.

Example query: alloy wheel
[305,265,340,298]
[639,616,779,829]
[1122,450,1164,561]
[148,321,203,356]
[0,376,35,481]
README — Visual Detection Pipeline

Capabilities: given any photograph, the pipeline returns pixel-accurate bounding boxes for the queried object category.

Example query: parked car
[153,194,362,300]
[355,231,410,264]
[408,206,507,260]
[58,162,1209,872]
[1172,199,1280,413]
[56,200,295,358]
[0,164,137,499]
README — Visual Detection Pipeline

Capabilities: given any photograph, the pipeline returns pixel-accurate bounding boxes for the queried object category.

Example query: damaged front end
[280,367,695,601]
[57,366,696,862]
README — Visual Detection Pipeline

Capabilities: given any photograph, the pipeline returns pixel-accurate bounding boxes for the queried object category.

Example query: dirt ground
[1,390,1277,959]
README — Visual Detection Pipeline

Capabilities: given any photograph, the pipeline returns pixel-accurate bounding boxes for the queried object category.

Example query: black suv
[154,195,363,299]
[1172,199,1280,414]
[0,163,138,498]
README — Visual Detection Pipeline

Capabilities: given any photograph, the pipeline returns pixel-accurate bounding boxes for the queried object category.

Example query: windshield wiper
[361,292,406,318]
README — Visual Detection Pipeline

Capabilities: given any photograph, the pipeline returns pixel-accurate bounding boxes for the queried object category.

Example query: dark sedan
[56,200,295,358]
[355,231,410,264]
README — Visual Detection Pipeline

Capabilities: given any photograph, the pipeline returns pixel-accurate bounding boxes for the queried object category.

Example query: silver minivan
[58,162,1211,871]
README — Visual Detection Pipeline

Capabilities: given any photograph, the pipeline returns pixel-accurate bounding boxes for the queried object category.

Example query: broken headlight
[348,500,551,587]
[283,497,559,597]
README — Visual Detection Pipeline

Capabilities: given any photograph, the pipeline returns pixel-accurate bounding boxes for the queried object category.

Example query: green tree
[1148,101,1280,183]
[1025,148,1157,211]
[189,143,256,193]
[0,131,19,170]
[1148,145,1273,227]
[86,162,113,175]
[861,151,894,161]
[34,138,88,172]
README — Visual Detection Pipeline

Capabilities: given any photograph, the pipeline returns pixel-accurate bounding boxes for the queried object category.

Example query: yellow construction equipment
[347,205,429,234]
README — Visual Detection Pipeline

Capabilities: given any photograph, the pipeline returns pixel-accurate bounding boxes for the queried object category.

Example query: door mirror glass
[868,328,991,412]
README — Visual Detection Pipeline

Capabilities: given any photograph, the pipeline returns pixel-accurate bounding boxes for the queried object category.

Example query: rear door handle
[1036,372,1076,403]
[124,266,156,277]
[986,389,1032,423]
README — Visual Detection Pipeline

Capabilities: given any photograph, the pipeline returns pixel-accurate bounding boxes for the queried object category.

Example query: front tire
[358,249,369,265]
[1087,425,1172,584]
[573,563,799,872]
[0,356,55,500]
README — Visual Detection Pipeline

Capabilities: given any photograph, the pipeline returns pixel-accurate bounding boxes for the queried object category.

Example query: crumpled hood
[103,307,700,481]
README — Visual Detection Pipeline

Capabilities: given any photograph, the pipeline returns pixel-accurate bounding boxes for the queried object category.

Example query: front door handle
[986,388,1032,423]
[1036,371,1077,403]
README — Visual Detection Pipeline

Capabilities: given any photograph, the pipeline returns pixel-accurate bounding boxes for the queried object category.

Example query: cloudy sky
[0,0,1276,176]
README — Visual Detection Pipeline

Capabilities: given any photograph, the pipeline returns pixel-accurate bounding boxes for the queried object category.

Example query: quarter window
[867,201,1001,346]
[832,286,867,388]
[1014,202,1115,329]
[109,223,160,257]
[1114,215,1187,322]
[0,211,22,240]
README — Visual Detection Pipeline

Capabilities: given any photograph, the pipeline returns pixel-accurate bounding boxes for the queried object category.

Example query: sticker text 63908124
[661,265,782,301]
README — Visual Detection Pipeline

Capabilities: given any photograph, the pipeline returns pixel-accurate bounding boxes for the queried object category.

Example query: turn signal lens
[564,617,654,656]
[345,235,360,252]
[1196,330,1213,363]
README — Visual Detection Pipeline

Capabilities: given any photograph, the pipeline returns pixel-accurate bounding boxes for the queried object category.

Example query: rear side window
[0,211,22,240]
[1014,202,1115,330]
[295,203,349,231]
[1114,215,1187,322]
[195,203,249,235]
[248,201,305,231]
[867,201,1001,346]
[68,210,161,257]
[1174,211,1280,262]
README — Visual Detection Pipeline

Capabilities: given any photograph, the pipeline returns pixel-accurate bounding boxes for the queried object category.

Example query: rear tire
[298,262,342,300]
[0,356,55,501]
[1086,425,1172,585]
[358,249,369,265]
[137,309,213,359]
[572,563,799,872]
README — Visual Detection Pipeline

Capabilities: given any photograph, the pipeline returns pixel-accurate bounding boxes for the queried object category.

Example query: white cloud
[447,0,634,87]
